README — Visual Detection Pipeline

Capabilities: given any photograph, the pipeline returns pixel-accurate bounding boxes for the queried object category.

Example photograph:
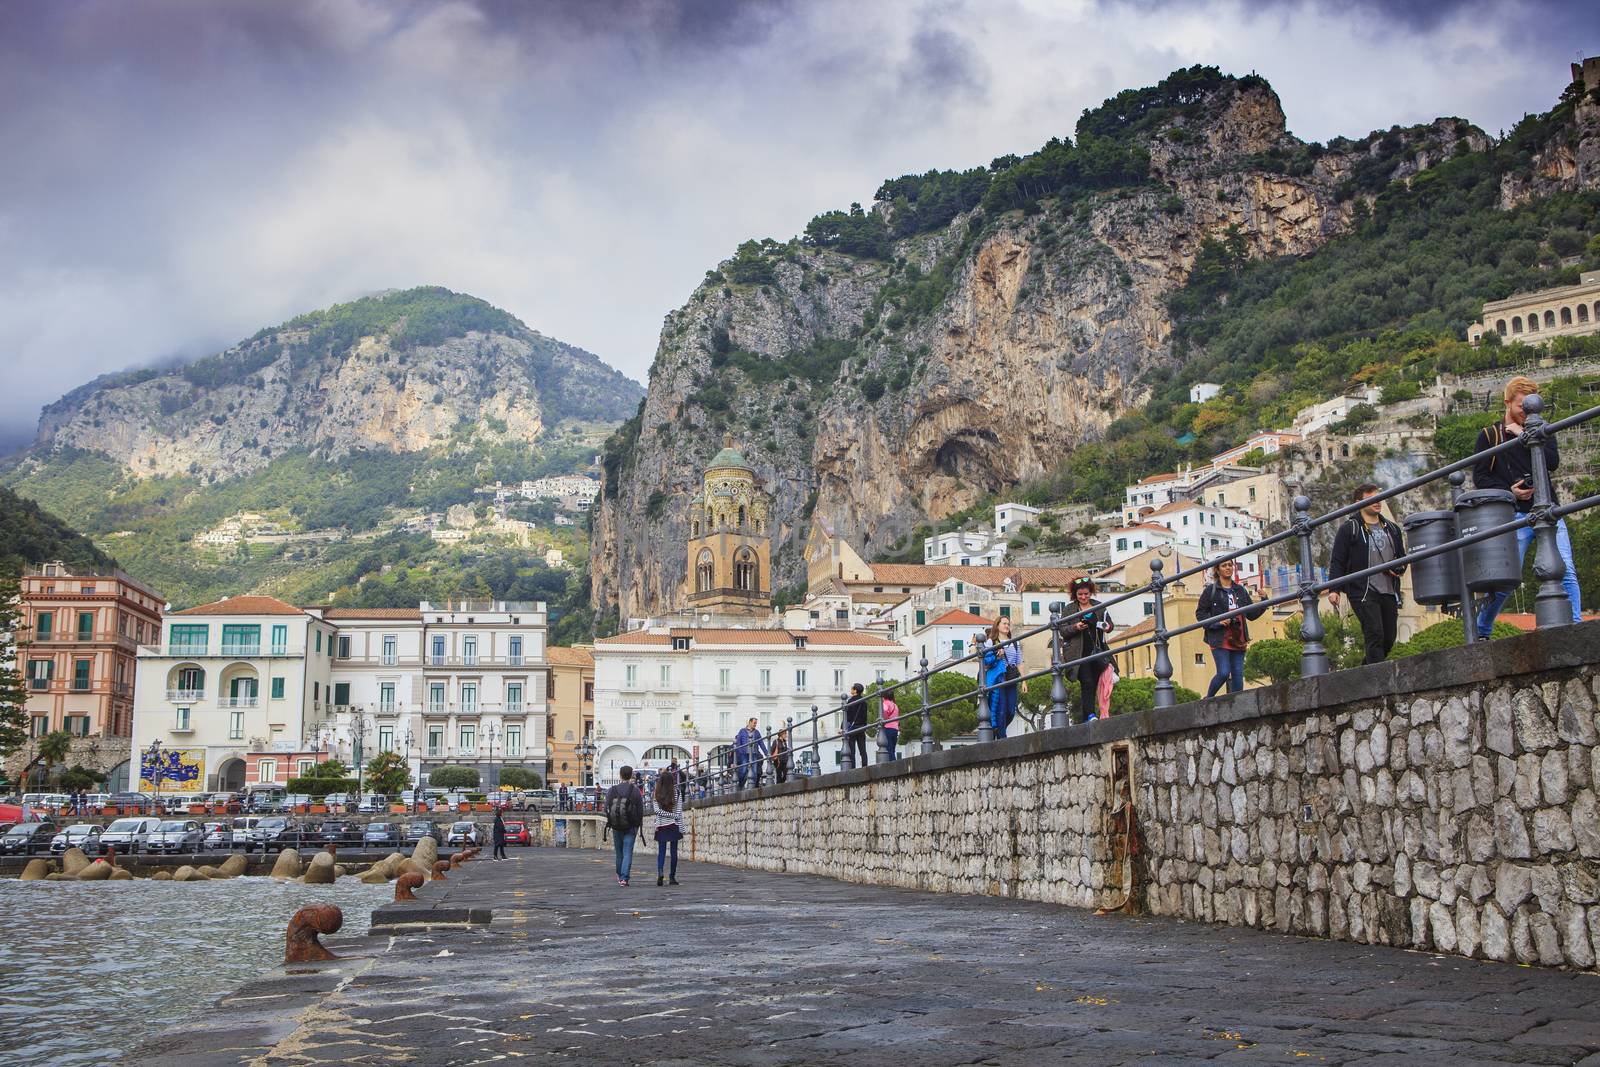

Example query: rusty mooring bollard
[285,904,343,963]
[431,860,449,881]
[450,853,463,869]
[104,845,117,867]
[394,872,424,901]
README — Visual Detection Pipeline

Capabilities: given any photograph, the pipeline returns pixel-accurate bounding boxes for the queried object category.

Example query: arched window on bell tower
[733,548,759,593]
[696,550,715,594]
[738,505,746,528]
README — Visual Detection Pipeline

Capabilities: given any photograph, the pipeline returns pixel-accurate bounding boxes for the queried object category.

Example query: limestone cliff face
[33,288,643,482]
[593,78,1488,620]
[1500,86,1600,209]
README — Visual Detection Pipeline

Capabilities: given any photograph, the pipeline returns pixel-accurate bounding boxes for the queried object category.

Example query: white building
[993,502,1041,537]
[1189,382,1222,403]
[1210,430,1301,467]
[922,529,1008,567]
[132,596,337,793]
[1124,501,1262,584]
[591,627,906,782]
[1291,388,1380,435]
[1123,468,1200,525]
[1108,523,1180,565]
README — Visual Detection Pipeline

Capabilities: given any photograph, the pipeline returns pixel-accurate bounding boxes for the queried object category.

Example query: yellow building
[684,437,772,618]
[545,645,595,786]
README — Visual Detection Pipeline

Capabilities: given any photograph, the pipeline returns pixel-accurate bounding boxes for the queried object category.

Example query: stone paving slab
[130,848,1600,1065]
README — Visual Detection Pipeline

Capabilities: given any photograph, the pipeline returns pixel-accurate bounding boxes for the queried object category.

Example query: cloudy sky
[0,0,1592,447]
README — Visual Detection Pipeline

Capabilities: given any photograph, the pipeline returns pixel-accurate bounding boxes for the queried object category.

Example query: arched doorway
[217,757,246,792]
[104,759,130,794]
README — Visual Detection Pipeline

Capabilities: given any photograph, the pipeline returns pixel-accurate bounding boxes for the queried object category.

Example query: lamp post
[485,724,500,791]
[403,728,419,812]
[143,739,169,812]
[575,736,596,791]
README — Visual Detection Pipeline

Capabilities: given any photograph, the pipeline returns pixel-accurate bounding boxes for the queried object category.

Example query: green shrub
[498,767,543,790]
[428,765,480,790]
[1244,639,1302,685]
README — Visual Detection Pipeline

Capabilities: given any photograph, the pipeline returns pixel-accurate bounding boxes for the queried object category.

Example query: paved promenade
[135,848,1600,1066]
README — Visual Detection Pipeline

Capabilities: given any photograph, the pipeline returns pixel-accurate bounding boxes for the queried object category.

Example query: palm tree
[21,730,73,788]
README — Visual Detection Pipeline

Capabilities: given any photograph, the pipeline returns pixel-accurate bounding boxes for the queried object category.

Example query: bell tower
[684,436,772,618]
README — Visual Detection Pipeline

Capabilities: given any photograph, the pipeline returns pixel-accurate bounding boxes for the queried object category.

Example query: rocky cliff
[594,68,1489,620]
[32,287,643,483]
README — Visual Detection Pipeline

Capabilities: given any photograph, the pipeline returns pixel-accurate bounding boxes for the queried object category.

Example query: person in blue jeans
[604,765,644,886]
[981,616,1022,737]
[1471,376,1585,634]
[1196,559,1267,696]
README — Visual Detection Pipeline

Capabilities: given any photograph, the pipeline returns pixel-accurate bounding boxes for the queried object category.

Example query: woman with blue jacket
[981,616,1022,738]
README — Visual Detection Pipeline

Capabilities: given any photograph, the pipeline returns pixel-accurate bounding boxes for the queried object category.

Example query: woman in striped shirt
[653,771,685,887]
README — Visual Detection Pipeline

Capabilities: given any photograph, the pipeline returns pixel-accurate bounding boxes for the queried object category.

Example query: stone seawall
[687,624,1600,970]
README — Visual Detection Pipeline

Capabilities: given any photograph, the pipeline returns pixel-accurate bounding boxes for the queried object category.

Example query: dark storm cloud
[0,0,1588,448]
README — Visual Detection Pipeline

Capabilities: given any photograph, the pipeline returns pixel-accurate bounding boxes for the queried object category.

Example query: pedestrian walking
[1196,558,1268,696]
[558,783,569,812]
[878,693,901,759]
[981,617,1022,738]
[734,718,769,789]
[604,766,645,886]
[1066,577,1115,722]
[770,726,793,782]
[1327,483,1408,664]
[843,683,870,767]
[1472,375,1584,633]
[653,772,685,887]
[492,807,508,860]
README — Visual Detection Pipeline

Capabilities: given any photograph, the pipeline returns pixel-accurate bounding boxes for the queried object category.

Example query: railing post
[1522,395,1571,629]
[785,716,793,781]
[838,692,855,771]
[875,691,889,764]
[1294,493,1330,676]
[974,632,995,744]
[1141,558,1171,708]
[918,657,934,756]
[1047,602,1071,730]
[810,704,819,776]
[1448,471,1477,645]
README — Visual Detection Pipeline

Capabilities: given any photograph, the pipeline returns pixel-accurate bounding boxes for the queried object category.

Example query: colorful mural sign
[138,748,205,793]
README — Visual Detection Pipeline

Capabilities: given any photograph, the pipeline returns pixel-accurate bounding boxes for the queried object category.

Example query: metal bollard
[838,692,855,770]
[1449,471,1477,645]
[1047,602,1071,729]
[975,638,995,744]
[1150,558,1175,709]
[810,704,819,775]
[1294,494,1330,676]
[918,657,934,756]
[285,904,342,963]
[1523,396,1571,629]
[875,691,890,764]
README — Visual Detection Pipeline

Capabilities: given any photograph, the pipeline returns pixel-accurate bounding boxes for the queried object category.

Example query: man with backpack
[1327,483,1407,665]
[1471,375,1584,635]
[604,766,645,886]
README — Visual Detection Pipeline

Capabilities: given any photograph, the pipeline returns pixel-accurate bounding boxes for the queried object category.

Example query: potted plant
[312,802,327,815]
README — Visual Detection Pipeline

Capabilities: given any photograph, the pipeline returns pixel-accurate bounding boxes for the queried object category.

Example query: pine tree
[0,577,29,767]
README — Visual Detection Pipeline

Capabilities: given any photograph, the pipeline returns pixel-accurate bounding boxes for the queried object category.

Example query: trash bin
[1454,489,1522,593]
[1402,510,1462,605]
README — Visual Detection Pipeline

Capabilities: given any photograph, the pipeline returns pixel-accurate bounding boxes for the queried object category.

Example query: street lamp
[575,736,596,790]
[352,713,372,797]
[143,739,169,812]
[485,724,500,791]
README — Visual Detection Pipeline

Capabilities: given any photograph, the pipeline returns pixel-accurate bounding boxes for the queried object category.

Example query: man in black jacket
[1327,484,1407,665]
[1471,375,1583,635]
[842,684,869,767]
[604,766,645,886]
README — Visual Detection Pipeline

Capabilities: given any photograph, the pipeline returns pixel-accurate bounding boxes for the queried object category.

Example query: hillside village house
[131,596,550,792]
[11,562,165,791]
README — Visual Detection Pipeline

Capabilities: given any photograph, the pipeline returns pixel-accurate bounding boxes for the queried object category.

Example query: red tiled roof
[795,630,902,648]
[321,607,423,620]
[862,563,1084,592]
[594,632,672,645]
[671,628,795,643]
[172,595,306,616]
[1136,471,1181,485]
[546,646,595,667]
[928,609,988,627]
[595,627,902,649]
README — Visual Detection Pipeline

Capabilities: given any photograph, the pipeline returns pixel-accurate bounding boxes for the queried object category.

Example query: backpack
[605,787,633,831]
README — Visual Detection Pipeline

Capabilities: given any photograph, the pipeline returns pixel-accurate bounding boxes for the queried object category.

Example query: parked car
[402,820,440,847]
[247,816,297,853]
[281,794,311,811]
[202,821,232,850]
[1,822,58,855]
[318,821,356,847]
[362,822,401,849]
[503,821,531,846]
[145,820,204,854]
[357,794,388,814]
[445,821,483,847]
[100,816,161,853]
[106,792,154,813]
[322,793,355,812]
[50,824,105,854]
[525,789,557,812]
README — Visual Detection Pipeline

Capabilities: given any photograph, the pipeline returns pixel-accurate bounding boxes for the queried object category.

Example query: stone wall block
[1412,698,1437,726]
[1481,902,1511,960]
[1484,688,1514,755]
[1569,746,1591,791]
[1456,899,1481,958]
[1558,680,1598,745]
[1514,754,1543,808]
[1408,896,1429,946]
[1529,911,1563,965]
[1531,865,1563,914]
[1471,755,1497,807]
[1429,901,1458,952]
[1511,909,1536,963]
[1465,814,1497,863]
[1514,690,1558,752]
[1496,755,1516,798]
[1561,903,1595,968]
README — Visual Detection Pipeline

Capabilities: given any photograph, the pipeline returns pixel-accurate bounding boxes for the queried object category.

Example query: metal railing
[669,392,1599,800]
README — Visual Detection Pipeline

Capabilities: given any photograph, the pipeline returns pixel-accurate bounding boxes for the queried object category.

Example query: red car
[503,821,531,846]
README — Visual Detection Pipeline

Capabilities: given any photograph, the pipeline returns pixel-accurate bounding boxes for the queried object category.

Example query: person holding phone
[981,616,1022,738]
[1471,375,1583,634]
[1066,576,1115,722]
[1327,483,1408,664]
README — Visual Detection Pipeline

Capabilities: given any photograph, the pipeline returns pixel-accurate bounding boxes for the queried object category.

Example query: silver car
[144,820,204,854]
[100,817,162,854]
[50,824,105,854]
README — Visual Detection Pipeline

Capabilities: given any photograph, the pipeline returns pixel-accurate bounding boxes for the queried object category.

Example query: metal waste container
[1454,489,1522,592]
[1402,510,1462,605]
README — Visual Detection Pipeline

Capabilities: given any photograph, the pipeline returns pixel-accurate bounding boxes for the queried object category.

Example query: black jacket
[1067,599,1114,666]
[843,694,869,728]
[1471,421,1559,513]
[1327,515,1407,599]
[492,812,506,843]
[1195,582,1268,649]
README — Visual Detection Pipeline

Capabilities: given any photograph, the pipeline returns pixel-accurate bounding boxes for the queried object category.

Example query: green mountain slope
[0,486,117,579]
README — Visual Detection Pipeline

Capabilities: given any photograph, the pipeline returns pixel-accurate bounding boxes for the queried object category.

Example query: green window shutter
[73,659,91,690]
[1000,606,1011,619]
[271,677,285,699]
[915,610,926,627]
[78,611,94,637]
[170,624,209,653]
[36,612,52,636]
[333,682,350,706]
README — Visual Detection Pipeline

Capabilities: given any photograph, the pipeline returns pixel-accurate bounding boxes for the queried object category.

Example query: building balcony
[423,655,534,668]
[219,643,261,657]
[140,644,303,658]
[219,697,259,709]
[20,629,140,651]
[167,689,204,703]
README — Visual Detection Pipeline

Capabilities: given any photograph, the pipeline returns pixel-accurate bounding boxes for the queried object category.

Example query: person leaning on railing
[1472,375,1584,634]
[770,726,792,782]
[1066,576,1115,722]
[1195,558,1268,697]
[981,616,1022,738]
[1327,483,1408,665]
[843,684,870,767]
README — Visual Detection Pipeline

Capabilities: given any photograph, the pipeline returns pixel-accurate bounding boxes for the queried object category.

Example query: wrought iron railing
[669,393,1599,799]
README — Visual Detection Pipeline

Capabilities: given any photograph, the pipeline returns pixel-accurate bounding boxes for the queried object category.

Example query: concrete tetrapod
[172,865,202,882]
[303,852,337,885]
[76,860,114,881]
[396,857,430,881]
[270,848,303,879]
[394,872,425,901]
[108,867,134,880]
[217,854,248,878]
[150,870,173,881]
[380,852,407,879]
[19,859,51,881]
[195,865,223,879]
[412,837,438,868]
[61,847,90,876]
[357,866,389,885]
[284,904,342,963]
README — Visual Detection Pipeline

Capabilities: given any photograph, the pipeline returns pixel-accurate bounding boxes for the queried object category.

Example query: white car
[357,794,388,813]
[144,820,204,854]
[99,817,162,854]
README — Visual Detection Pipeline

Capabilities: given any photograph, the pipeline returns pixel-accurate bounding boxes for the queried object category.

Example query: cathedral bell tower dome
[684,435,772,618]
